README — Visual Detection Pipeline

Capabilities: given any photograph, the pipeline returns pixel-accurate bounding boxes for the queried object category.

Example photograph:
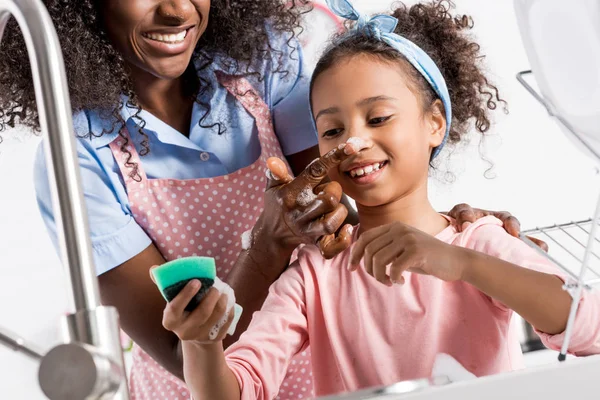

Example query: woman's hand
[253,144,359,260]
[160,279,234,344]
[349,222,465,286]
[446,204,549,252]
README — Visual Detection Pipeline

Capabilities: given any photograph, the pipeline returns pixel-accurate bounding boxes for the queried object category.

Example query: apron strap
[108,128,148,189]
[215,71,282,163]
[215,71,265,114]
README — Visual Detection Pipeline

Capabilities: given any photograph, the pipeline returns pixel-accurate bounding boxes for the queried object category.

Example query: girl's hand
[160,279,235,344]
[446,204,549,252]
[255,144,359,259]
[349,222,464,286]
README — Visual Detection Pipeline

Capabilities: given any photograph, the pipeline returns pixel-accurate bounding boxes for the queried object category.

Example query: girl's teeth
[349,162,384,178]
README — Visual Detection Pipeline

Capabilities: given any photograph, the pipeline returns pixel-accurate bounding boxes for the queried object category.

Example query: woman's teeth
[349,162,384,178]
[144,30,187,43]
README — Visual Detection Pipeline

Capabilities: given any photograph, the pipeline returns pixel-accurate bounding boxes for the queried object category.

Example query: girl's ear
[427,99,446,148]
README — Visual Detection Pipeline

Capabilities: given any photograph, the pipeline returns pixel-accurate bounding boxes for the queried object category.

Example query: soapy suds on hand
[265,168,276,181]
[208,278,242,340]
[241,229,253,250]
[296,188,317,207]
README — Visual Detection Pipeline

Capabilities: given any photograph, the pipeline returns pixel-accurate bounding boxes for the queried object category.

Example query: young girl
[158,1,600,399]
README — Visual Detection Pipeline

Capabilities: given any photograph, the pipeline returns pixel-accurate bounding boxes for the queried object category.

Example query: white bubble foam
[346,137,370,152]
[296,188,317,207]
[241,229,253,250]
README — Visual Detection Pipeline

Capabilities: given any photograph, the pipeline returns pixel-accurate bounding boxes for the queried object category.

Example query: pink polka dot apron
[109,72,314,400]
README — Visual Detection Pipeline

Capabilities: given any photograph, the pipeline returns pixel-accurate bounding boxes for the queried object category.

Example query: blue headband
[324,0,452,159]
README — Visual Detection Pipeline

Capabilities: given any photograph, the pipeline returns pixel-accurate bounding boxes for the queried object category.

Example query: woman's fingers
[319,224,354,259]
[448,205,522,237]
[295,182,343,225]
[304,203,348,239]
[492,211,521,238]
[289,144,357,190]
[314,181,343,201]
[447,203,478,231]
[266,157,294,189]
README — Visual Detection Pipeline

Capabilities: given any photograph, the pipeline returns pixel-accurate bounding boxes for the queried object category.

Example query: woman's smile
[141,24,198,56]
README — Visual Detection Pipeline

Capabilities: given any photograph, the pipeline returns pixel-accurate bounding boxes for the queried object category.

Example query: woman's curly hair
[0,0,309,156]
[310,0,507,161]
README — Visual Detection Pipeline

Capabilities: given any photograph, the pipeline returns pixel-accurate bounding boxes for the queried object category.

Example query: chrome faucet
[0,0,129,398]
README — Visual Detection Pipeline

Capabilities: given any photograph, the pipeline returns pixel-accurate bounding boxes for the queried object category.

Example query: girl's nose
[346,130,374,152]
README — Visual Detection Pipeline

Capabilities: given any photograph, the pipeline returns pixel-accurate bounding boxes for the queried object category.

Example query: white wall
[0,129,68,399]
[1,0,598,398]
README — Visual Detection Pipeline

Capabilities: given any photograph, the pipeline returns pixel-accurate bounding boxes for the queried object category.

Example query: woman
[0,1,529,399]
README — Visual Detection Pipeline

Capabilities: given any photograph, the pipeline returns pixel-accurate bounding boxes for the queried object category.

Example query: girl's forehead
[313,56,413,101]
[317,55,411,88]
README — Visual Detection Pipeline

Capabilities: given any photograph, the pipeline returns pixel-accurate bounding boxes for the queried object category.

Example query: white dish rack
[521,219,600,289]
[520,217,600,361]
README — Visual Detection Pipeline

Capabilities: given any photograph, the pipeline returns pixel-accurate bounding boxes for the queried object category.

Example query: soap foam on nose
[346,137,370,152]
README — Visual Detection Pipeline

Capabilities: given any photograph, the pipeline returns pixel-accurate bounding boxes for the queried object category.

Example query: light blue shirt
[34,34,317,275]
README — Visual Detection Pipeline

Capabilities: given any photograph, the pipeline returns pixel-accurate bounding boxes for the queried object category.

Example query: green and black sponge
[151,257,216,311]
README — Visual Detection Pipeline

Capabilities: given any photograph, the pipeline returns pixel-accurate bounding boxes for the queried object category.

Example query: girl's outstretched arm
[350,219,600,354]
[457,222,600,352]
[460,247,571,334]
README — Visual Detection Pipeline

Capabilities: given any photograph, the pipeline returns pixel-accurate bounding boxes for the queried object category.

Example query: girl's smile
[342,159,388,184]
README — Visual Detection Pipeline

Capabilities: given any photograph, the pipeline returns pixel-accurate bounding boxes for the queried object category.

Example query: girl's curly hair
[310,0,507,160]
[0,0,309,157]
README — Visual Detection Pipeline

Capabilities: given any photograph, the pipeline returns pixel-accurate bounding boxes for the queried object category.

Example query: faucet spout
[0,1,129,398]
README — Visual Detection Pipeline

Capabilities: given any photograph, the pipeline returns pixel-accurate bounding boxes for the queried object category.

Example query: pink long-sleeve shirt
[224,216,600,399]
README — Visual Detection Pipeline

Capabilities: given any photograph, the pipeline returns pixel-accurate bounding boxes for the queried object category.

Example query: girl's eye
[322,128,344,138]
[369,116,391,125]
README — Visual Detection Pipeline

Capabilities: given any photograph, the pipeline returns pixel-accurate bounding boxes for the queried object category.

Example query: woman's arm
[98,244,188,378]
